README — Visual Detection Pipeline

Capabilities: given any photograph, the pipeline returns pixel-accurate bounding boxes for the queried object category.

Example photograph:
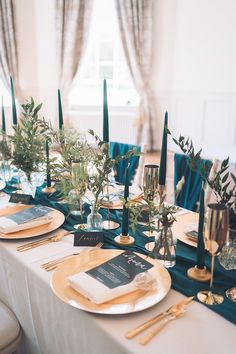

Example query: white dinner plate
[0,180,6,190]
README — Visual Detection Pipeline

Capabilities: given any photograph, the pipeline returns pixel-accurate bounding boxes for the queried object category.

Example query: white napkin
[68,268,156,304]
[0,215,52,234]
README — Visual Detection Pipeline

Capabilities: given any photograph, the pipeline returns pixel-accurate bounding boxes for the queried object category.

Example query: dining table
[0,187,235,354]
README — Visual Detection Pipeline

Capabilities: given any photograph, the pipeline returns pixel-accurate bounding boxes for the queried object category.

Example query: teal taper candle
[58,89,64,130]
[197,187,205,269]
[121,164,130,236]
[159,112,168,186]
[1,96,6,133]
[10,76,17,125]
[103,79,109,143]
[45,139,51,187]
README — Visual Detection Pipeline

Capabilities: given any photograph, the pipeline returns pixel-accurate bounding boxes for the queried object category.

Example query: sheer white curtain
[55,0,93,113]
[0,0,20,97]
[115,0,155,150]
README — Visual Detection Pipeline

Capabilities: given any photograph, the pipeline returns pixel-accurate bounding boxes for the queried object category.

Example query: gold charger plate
[174,212,198,248]
[0,204,65,239]
[51,249,171,315]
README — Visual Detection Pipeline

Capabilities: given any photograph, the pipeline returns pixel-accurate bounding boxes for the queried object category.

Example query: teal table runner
[3,182,236,325]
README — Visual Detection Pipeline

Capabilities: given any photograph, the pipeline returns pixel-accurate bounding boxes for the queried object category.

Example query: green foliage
[207,157,236,206]
[88,129,141,208]
[171,133,211,177]
[170,130,236,227]
[51,129,91,202]
[10,98,50,179]
[128,189,178,234]
[0,139,12,161]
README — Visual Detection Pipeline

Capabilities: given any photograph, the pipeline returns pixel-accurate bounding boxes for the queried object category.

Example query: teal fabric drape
[3,180,236,325]
[109,142,141,184]
[174,153,212,211]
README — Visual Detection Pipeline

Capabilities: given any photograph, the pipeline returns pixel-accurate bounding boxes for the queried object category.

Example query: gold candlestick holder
[114,234,135,246]
[187,265,211,282]
[42,186,56,194]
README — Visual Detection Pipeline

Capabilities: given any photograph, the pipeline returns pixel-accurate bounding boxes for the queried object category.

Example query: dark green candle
[103,79,109,143]
[1,96,6,133]
[159,112,168,186]
[58,89,64,130]
[122,164,130,236]
[45,140,51,187]
[10,76,17,125]
[197,187,205,269]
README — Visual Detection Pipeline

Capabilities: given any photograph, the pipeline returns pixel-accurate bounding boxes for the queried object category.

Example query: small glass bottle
[153,226,177,268]
[87,205,103,231]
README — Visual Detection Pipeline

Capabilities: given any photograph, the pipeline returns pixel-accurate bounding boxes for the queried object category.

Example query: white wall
[151,0,236,162]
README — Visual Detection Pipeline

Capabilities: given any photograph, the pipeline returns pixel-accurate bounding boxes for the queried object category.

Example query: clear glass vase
[68,189,84,218]
[87,205,103,231]
[0,160,13,182]
[153,226,176,268]
[20,173,37,198]
[218,228,236,270]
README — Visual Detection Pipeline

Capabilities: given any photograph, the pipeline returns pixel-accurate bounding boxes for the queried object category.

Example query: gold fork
[125,296,194,339]
[17,231,74,252]
[139,307,186,345]
[41,241,104,271]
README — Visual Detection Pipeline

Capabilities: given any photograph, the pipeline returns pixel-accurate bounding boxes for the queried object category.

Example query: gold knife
[125,296,194,339]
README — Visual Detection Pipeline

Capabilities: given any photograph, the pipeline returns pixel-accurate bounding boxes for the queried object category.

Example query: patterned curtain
[0,0,20,96]
[115,0,155,150]
[55,0,93,97]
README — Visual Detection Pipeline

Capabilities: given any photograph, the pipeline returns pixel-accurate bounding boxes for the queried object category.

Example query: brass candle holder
[42,186,56,194]
[187,266,211,282]
[114,234,135,246]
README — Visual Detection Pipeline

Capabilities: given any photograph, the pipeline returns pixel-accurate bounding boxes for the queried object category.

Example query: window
[69,0,139,108]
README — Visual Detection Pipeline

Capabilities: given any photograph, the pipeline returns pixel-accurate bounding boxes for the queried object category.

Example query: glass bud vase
[20,173,37,198]
[87,205,103,231]
[68,189,83,217]
[218,228,236,270]
[153,226,176,268]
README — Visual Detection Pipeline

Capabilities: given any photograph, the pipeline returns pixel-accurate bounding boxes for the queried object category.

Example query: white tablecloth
[0,199,235,354]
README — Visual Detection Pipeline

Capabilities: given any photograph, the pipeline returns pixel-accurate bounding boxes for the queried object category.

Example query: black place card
[74,231,104,247]
[87,250,153,289]
[9,193,32,204]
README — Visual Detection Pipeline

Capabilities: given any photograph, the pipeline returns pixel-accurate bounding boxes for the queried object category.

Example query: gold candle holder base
[103,220,120,230]
[187,266,211,282]
[197,290,224,305]
[114,234,135,246]
[12,189,23,194]
[12,183,21,190]
[42,186,56,194]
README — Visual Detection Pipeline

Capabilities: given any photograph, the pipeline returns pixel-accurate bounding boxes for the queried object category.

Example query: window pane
[99,66,113,80]
[99,42,113,61]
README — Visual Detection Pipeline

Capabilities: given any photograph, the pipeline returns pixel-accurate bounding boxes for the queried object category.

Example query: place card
[74,231,104,247]
[87,250,153,289]
[9,193,32,204]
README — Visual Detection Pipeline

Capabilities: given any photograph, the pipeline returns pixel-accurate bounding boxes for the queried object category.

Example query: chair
[109,142,142,185]
[0,301,21,354]
[174,153,212,211]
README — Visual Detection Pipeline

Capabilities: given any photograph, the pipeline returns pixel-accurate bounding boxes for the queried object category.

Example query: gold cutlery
[16,231,74,252]
[139,307,186,345]
[125,296,194,339]
[41,241,104,271]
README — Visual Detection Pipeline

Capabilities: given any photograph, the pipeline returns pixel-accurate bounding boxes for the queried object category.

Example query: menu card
[68,251,154,304]
[0,205,52,233]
